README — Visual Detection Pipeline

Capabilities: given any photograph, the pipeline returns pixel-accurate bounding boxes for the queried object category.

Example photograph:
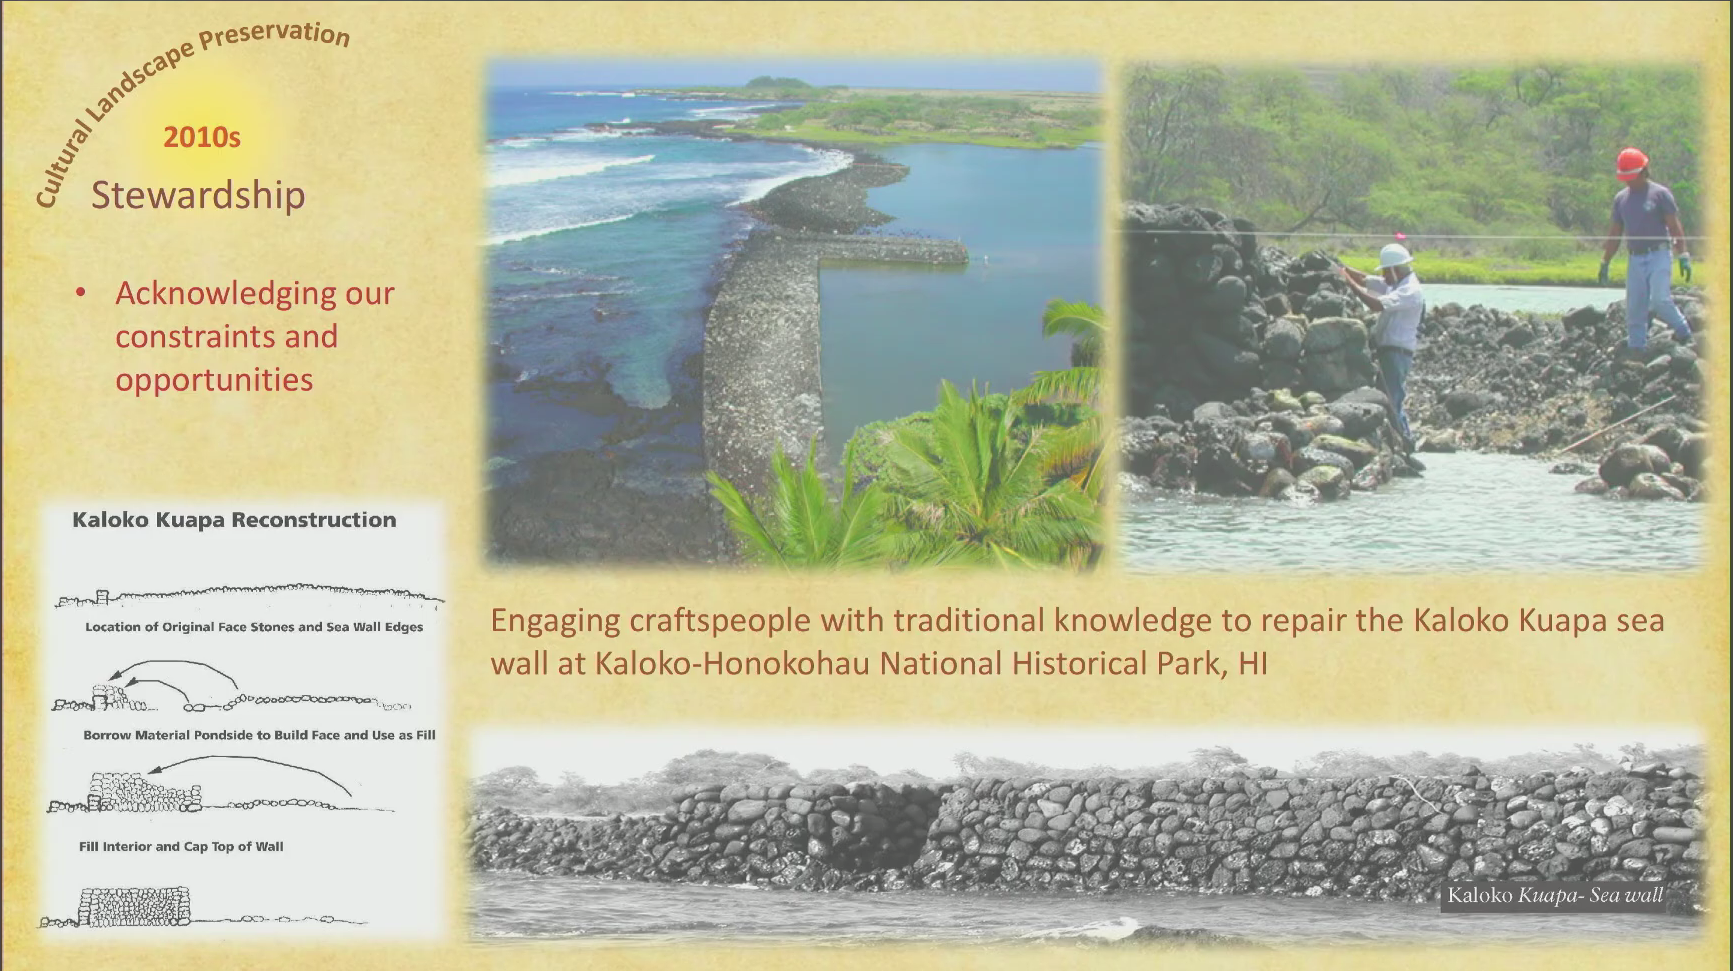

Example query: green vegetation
[1123,65,1703,267]
[705,442,889,569]
[867,381,1098,567]
[470,741,1704,815]
[752,93,1101,149]
[1335,248,1711,288]
[1012,300,1106,504]
[708,300,1106,571]
[642,77,1101,148]
[649,76,847,102]
[744,76,816,91]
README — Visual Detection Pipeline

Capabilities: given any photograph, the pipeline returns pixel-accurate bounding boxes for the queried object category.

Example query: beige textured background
[3,1,1728,967]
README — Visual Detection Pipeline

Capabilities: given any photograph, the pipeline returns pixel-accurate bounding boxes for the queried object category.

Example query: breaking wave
[487,154,655,188]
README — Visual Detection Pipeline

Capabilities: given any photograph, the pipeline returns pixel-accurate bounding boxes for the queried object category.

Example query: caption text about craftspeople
[484,602,1666,681]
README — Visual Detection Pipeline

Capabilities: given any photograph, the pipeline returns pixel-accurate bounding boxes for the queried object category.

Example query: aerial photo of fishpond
[484,61,1104,569]
[1114,64,1708,573]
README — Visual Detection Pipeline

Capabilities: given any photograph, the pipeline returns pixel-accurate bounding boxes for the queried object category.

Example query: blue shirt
[1612,181,1678,251]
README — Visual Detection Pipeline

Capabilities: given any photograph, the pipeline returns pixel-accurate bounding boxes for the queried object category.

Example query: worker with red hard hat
[1599,147,1694,353]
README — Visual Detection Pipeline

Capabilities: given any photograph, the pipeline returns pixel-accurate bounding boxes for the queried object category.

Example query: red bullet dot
[76,287,86,296]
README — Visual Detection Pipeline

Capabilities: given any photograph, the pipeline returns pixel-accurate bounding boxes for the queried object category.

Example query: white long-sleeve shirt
[1364,272,1425,352]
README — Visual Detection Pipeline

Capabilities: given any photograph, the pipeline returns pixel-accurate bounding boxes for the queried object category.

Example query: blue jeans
[1377,346,1413,442]
[1625,248,1692,348]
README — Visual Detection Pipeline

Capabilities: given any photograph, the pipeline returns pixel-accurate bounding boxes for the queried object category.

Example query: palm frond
[706,471,786,567]
[1041,299,1106,367]
[1014,366,1102,407]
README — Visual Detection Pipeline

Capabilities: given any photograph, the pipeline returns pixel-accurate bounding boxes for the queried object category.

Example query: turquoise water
[818,143,1102,449]
[485,95,1100,489]
[486,90,845,480]
[1120,452,1702,574]
[471,872,1697,945]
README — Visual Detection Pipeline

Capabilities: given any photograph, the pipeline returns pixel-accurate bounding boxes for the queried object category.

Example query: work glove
[1678,254,1692,282]
[1597,261,1610,286]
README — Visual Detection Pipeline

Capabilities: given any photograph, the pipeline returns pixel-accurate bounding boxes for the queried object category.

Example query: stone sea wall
[468,765,1706,911]
[469,781,943,890]
[702,150,968,494]
[703,230,967,493]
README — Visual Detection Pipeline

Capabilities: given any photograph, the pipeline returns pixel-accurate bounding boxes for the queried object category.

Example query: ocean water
[819,143,1102,448]
[469,872,1698,945]
[485,92,1097,498]
[1119,452,1703,574]
[485,89,847,482]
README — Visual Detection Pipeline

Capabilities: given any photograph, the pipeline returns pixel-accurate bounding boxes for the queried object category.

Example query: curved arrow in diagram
[110,660,239,689]
[148,755,353,797]
[125,679,189,703]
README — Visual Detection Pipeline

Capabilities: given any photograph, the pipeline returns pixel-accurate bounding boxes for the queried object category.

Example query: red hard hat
[1616,147,1649,181]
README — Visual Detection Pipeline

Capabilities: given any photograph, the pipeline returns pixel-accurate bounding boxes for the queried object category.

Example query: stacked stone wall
[470,765,1704,910]
[74,887,192,927]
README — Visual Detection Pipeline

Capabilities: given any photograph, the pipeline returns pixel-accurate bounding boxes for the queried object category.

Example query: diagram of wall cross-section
[38,503,446,939]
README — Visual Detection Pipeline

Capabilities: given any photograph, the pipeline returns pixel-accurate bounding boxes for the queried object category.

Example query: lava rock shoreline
[1119,203,1710,504]
[468,764,1705,914]
[594,116,973,498]
[701,147,967,495]
[489,125,952,562]
[702,229,967,493]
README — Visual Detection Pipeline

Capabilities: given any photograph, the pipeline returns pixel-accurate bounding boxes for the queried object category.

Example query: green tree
[1015,300,1108,514]
[1121,65,1234,203]
[1121,64,1700,253]
[878,381,1098,567]
[1017,299,1104,399]
[706,440,891,568]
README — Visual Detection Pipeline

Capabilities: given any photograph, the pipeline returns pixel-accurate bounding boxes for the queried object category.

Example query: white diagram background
[39,502,446,939]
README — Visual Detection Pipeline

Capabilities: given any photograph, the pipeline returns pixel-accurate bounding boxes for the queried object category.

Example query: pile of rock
[910,766,1704,910]
[1402,298,1708,501]
[1119,385,1413,502]
[1407,300,1705,452]
[1120,202,1710,503]
[742,154,906,235]
[1574,426,1709,501]
[1119,204,1415,501]
[1121,204,1371,418]
[467,766,1705,913]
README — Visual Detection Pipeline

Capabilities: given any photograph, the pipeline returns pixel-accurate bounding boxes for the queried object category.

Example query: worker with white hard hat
[1599,147,1693,353]
[1338,242,1424,449]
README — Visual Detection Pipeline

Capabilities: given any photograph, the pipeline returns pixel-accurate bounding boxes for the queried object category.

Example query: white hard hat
[1378,243,1413,269]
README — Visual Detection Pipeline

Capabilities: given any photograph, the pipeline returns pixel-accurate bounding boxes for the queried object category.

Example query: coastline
[702,152,968,493]
[590,119,980,497]
[588,110,1096,152]
[488,124,964,563]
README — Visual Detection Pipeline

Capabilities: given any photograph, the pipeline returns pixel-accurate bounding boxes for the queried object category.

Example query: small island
[622,76,1102,150]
